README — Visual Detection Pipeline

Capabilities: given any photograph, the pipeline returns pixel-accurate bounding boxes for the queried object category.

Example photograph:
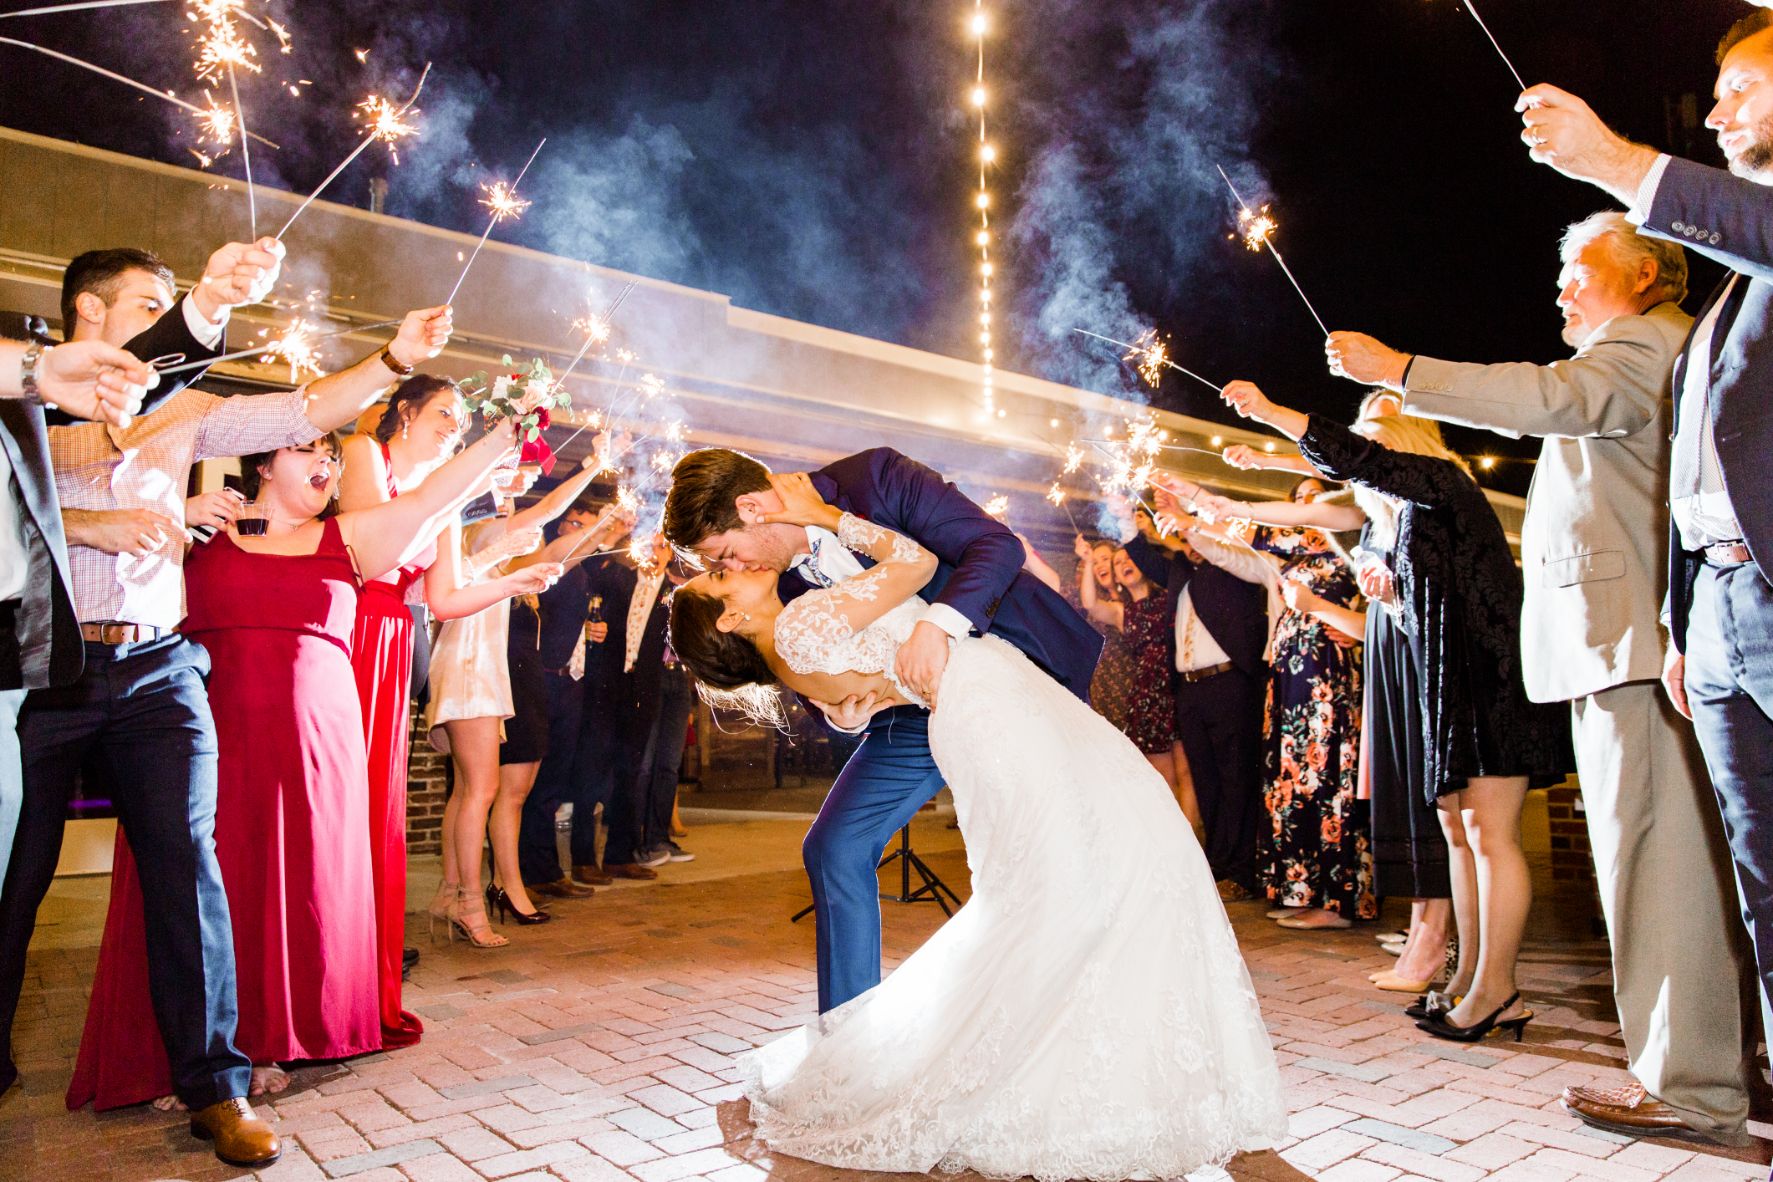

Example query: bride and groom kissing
[660,446,1284,1179]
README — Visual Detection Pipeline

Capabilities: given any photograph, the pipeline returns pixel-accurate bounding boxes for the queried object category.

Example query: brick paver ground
[1,810,1767,1182]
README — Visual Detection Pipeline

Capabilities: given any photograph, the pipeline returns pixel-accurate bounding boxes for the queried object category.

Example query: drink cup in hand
[234,501,269,537]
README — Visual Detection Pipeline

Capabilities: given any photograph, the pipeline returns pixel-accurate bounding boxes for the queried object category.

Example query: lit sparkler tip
[260,318,323,383]
[572,311,612,344]
[357,93,420,163]
[1062,443,1085,475]
[1045,483,1067,507]
[616,486,642,514]
[194,91,237,145]
[1124,327,1170,389]
[479,179,532,222]
[983,494,1010,520]
[1238,205,1277,253]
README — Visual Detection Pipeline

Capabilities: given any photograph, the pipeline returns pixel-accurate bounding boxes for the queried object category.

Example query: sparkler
[0,0,172,17]
[549,280,640,453]
[444,138,546,308]
[0,35,275,146]
[983,494,1010,521]
[188,0,265,237]
[150,317,399,377]
[1452,0,1524,91]
[1072,328,1220,394]
[1214,164,1329,338]
[274,63,430,238]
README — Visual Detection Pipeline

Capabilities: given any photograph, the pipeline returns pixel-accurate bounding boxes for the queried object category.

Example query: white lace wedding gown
[742,513,1286,1181]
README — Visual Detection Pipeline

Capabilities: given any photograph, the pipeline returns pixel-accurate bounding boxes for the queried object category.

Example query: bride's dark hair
[668,584,786,727]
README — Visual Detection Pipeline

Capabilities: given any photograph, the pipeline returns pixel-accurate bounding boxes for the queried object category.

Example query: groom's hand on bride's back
[895,621,949,710]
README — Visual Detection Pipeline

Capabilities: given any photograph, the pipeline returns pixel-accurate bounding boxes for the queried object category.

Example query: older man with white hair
[1326,214,1759,1146]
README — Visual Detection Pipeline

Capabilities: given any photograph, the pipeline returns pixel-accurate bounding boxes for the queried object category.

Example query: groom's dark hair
[663,448,773,547]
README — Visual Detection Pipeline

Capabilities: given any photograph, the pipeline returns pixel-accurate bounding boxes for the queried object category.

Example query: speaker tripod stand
[791,823,963,922]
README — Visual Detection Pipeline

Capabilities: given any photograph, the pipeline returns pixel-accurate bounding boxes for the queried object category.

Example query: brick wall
[1545,780,1591,883]
[406,700,448,856]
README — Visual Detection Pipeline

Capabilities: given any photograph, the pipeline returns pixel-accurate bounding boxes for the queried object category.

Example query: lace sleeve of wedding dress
[462,522,544,581]
[774,513,931,679]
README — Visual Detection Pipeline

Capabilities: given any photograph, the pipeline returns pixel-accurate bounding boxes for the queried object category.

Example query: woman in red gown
[68,417,554,1110]
[340,379,591,971]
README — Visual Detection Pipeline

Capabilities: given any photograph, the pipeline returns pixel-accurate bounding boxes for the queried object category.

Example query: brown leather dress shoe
[533,877,596,899]
[190,1096,281,1167]
[604,863,658,880]
[1561,1083,1742,1145]
[572,863,614,886]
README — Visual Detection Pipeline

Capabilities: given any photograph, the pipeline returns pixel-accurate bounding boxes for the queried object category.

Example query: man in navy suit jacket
[1518,9,1773,1141]
[665,446,1101,1011]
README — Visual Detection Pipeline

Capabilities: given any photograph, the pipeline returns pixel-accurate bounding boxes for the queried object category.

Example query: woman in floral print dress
[1250,514,1374,927]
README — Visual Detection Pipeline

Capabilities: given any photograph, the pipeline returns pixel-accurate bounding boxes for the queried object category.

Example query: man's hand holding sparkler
[189,237,284,324]
[1326,332,1411,389]
[24,339,156,427]
[387,305,453,371]
[1516,85,1661,205]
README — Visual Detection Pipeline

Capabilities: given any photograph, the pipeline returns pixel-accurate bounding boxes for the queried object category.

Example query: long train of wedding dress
[743,515,1286,1181]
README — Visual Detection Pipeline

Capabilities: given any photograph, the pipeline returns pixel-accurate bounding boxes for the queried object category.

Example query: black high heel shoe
[486,883,551,926]
[1416,991,1531,1042]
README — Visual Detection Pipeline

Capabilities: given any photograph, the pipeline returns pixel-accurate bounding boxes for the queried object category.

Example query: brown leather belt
[1704,540,1753,568]
[80,622,165,645]
[1180,660,1236,683]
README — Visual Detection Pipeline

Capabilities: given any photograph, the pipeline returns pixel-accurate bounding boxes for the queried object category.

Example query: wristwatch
[379,346,413,377]
[17,341,45,405]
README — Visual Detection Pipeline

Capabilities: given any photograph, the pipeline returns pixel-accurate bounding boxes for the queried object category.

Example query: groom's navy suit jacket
[779,448,1103,703]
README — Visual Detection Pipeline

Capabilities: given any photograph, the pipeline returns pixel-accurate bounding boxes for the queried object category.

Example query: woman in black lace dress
[1214,380,1572,1042]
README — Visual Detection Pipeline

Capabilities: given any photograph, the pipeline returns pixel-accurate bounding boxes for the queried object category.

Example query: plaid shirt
[50,387,318,628]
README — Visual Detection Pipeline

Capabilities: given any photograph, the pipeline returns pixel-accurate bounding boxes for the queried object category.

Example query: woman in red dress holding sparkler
[68,419,540,1110]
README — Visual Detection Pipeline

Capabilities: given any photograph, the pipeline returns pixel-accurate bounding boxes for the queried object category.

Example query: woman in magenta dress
[68,416,544,1111]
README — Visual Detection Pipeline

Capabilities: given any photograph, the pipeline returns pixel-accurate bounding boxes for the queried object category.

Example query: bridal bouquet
[460,355,572,473]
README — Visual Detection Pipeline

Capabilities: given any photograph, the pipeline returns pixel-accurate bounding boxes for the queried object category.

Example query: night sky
[0,1,1750,494]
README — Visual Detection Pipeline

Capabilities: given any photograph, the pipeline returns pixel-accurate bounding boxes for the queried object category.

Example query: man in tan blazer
[1327,212,1758,1145]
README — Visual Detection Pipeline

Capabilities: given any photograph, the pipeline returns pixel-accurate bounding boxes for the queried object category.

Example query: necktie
[800,539,835,588]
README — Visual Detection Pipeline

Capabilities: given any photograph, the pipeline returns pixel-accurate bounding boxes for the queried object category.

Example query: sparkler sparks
[479,179,532,223]
[444,137,546,308]
[1062,443,1085,475]
[1237,207,1278,253]
[1072,328,1220,395]
[275,63,430,239]
[983,494,1010,520]
[259,318,323,383]
[195,91,237,147]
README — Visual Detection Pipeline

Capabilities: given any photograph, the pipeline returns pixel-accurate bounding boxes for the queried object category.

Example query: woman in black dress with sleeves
[1214,380,1571,1042]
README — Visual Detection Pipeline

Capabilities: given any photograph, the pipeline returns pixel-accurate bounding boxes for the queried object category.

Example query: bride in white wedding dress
[666,474,1286,1181]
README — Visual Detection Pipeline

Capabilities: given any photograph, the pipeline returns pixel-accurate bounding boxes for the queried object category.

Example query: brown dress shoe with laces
[1561,1083,1745,1145]
[572,863,614,886]
[533,876,596,899]
[190,1096,281,1167]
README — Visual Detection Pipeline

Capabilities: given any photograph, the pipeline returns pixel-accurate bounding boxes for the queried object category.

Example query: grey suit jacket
[1401,301,1692,703]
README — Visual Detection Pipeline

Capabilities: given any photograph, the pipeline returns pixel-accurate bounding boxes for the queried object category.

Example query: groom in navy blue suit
[665,447,1101,1011]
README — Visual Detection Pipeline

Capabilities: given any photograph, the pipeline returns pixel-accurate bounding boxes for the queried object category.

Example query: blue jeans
[804,707,947,1012]
[0,636,249,1107]
[1685,564,1773,1029]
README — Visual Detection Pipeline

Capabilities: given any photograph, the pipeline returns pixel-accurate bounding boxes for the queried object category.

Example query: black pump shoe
[1416,991,1531,1043]
[486,883,551,926]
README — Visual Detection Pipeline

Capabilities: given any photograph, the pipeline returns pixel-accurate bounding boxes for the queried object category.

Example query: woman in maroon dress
[68,416,554,1111]
[1076,540,1198,828]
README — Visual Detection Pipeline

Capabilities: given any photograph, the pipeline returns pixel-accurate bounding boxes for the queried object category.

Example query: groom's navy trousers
[804,705,946,1012]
